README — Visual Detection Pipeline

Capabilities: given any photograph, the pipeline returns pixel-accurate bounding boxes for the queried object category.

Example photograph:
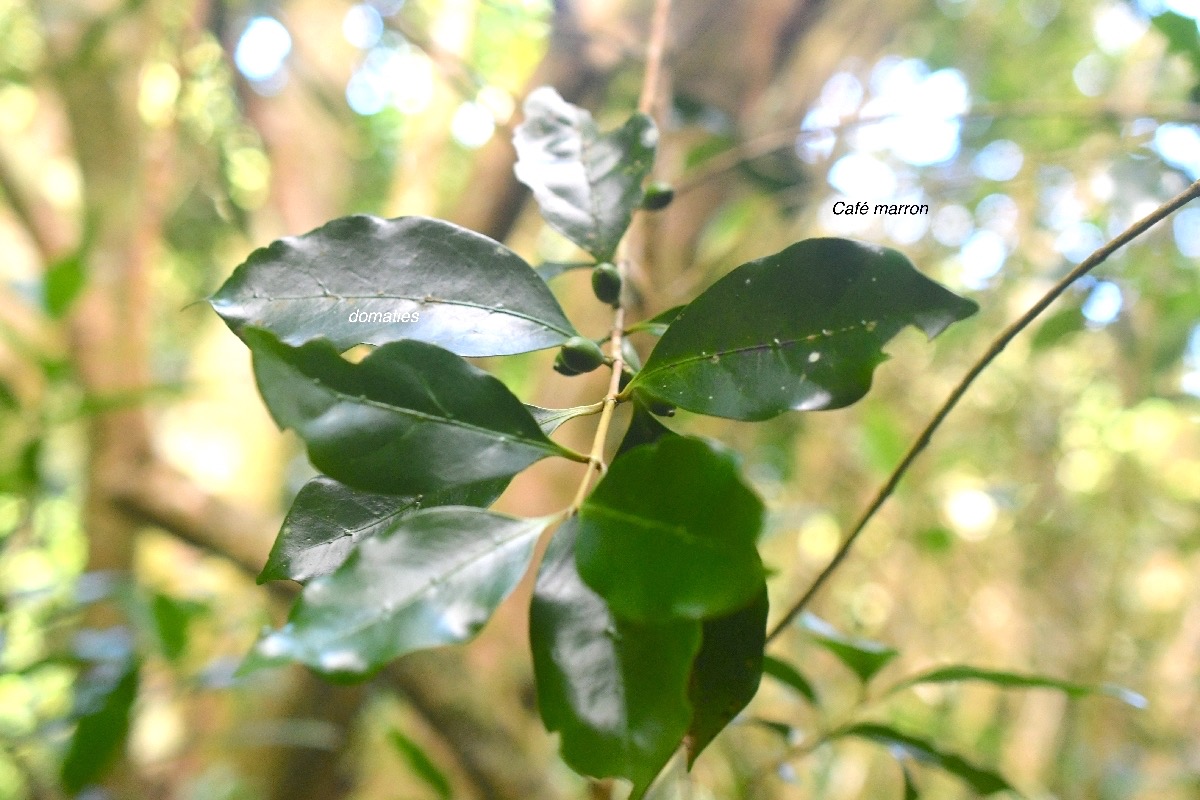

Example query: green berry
[553,351,583,376]
[641,181,675,211]
[591,263,622,306]
[559,336,605,373]
[648,400,677,417]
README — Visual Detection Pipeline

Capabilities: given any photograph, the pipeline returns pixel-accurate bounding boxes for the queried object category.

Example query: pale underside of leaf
[211,215,576,357]
[249,509,549,675]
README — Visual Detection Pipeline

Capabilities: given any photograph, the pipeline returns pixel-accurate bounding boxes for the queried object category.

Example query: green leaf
[245,507,549,678]
[530,519,700,794]
[388,729,453,800]
[1030,307,1084,351]
[631,238,978,421]
[61,660,140,793]
[685,587,768,765]
[526,403,600,435]
[801,613,898,684]
[258,475,508,584]
[1153,12,1200,70]
[514,87,657,261]
[626,305,686,336]
[889,665,1146,708]
[44,250,86,318]
[903,764,921,800]
[833,723,1014,796]
[762,655,818,705]
[245,329,572,496]
[210,215,577,357]
[576,436,765,622]
[151,593,207,662]
[749,718,795,741]
[616,399,677,457]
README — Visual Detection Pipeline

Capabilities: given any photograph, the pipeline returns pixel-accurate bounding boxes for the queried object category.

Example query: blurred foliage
[0,0,1198,798]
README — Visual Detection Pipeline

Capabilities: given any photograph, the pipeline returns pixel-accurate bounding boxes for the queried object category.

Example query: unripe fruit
[553,351,583,376]
[641,181,675,211]
[591,263,622,307]
[559,336,605,373]
[648,400,677,417]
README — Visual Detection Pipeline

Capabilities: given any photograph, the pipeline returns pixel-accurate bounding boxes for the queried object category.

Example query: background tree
[0,0,1198,799]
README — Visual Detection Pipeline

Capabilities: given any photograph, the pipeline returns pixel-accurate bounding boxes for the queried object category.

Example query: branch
[676,101,1200,195]
[112,460,276,576]
[568,0,672,512]
[766,176,1200,643]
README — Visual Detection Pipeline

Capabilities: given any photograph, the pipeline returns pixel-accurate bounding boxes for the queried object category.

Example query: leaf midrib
[298,517,541,652]
[292,361,561,456]
[582,503,734,554]
[228,292,575,338]
[636,320,873,385]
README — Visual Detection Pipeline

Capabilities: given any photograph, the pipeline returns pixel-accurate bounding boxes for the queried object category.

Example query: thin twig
[766,176,1200,643]
[677,101,1200,195]
[639,0,672,116]
[567,0,672,514]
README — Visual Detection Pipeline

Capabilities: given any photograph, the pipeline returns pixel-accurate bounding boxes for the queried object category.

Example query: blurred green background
[1,0,1199,798]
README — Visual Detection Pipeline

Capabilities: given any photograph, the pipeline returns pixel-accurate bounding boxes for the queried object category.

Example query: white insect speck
[821,329,833,336]
[709,354,720,364]
[744,279,751,285]
[808,352,821,363]
[772,338,781,347]
[318,649,367,673]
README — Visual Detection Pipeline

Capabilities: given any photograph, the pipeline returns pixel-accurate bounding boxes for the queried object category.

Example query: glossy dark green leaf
[626,305,686,336]
[889,665,1146,708]
[762,655,818,705]
[616,399,677,457]
[526,403,601,435]
[577,436,765,622]
[258,475,508,584]
[245,329,574,496]
[833,723,1014,795]
[801,613,898,684]
[514,87,657,261]
[686,587,768,765]
[210,215,577,356]
[245,507,549,678]
[631,238,978,421]
[531,519,700,795]
[388,729,453,800]
[61,660,139,793]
